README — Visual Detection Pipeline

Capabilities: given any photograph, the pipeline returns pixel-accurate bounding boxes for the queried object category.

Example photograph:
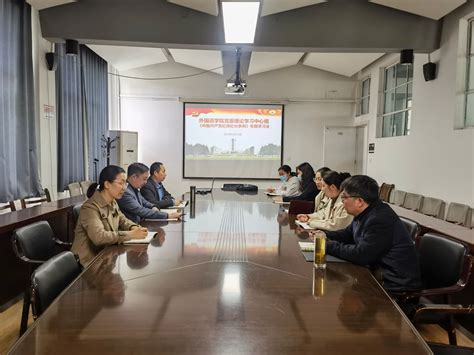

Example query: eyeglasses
[113,180,128,188]
[341,194,361,201]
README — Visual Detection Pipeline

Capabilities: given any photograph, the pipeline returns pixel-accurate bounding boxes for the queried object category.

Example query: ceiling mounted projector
[225,48,247,95]
[225,80,247,95]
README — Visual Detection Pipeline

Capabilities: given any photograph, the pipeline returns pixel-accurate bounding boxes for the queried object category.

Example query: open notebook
[295,220,314,230]
[123,232,157,244]
[298,242,346,263]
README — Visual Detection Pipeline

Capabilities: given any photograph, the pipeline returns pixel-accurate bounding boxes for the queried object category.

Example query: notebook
[174,200,188,208]
[295,220,314,230]
[123,232,156,244]
[196,178,214,194]
[298,242,347,263]
[266,192,281,196]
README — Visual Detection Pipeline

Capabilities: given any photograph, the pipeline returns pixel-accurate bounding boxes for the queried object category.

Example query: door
[355,125,367,174]
[323,126,357,174]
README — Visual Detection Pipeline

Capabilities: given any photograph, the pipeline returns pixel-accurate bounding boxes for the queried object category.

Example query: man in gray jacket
[117,163,182,223]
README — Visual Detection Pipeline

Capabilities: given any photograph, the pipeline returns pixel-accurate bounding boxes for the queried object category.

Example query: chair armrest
[414,304,474,319]
[18,256,44,265]
[54,238,73,248]
[395,283,466,301]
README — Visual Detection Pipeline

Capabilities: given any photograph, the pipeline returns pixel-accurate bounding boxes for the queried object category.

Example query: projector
[225,80,246,95]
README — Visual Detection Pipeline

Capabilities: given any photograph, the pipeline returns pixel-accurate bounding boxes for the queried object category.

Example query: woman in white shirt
[297,171,353,231]
[267,165,301,197]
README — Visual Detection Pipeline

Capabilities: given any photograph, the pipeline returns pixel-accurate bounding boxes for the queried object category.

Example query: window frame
[357,77,371,116]
[465,18,474,127]
[380,62,413,137]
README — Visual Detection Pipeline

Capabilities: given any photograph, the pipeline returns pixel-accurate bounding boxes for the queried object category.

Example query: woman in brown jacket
[72,165,148,266]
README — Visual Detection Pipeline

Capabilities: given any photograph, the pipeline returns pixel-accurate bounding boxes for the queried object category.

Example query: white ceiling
[167,0,218,16]
[260,0,327,17]
[248,52,304,76]
[87,45,168,71]
[168,49,223,74]
[26,0,75,10]
[369,0,466,20]
[303,53,385,77]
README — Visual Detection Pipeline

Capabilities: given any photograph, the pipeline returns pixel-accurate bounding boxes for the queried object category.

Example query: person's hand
[266,187,275,193]
[309,230,326,241]
[169,212,183,220]
[130,227,148,239]
[152,207,160,212]
[174,198,183,206]
[297,214,309,222]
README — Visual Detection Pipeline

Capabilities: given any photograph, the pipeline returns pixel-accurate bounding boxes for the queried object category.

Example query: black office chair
[396,233,473,345]
[72,202,83,225]
[30,251,82,319]
[12,221,72,335]
[399,216,421,243]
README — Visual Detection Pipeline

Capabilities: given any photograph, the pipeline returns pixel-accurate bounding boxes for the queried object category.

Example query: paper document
[273,200,290,205]
[124,232,156,244]
[144,218,180,222]
[298,242,314,251]
[175,201,188,208]
[161,208,178,214]
[295,220,314,230]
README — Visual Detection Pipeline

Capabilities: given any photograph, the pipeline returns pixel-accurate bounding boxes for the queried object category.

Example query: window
[357,78,370,116]
[381,62,413,137]
[466,18,474,127]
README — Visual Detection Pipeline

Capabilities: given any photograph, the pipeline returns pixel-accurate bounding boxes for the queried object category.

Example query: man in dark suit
[320,175,422,293]
[117,163,182,223]
[141,162,182,208]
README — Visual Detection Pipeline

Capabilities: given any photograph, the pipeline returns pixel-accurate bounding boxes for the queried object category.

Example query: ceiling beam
[39,0,441,53]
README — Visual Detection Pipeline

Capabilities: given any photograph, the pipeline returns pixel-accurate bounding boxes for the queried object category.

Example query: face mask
[298,175,303,182]
[279,175,286,182]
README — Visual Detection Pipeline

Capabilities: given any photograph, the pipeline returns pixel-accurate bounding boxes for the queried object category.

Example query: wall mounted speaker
[400,49,414,65]
[45,52,58,71]
[423,62,437,81]
[65,39,79,56]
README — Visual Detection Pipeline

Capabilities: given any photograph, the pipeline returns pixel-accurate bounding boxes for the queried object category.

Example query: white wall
[354,1,474,206]
[32,9,58,199]
[118,62,356,195]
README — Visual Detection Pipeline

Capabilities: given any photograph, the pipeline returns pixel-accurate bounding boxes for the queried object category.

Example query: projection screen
[183,103,284,179]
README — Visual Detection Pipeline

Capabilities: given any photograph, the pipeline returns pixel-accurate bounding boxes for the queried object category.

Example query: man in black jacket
[141,162,182,209]
[323,175,422,293]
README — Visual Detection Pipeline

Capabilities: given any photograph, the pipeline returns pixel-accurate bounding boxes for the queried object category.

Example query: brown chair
[379,183,394,203]
[288,200,315,215]
[396,233,473,345]
[0,201,16,212]
[20,188,51,209]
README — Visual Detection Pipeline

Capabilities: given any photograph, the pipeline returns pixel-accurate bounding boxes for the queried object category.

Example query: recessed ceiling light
[222,2,260,44]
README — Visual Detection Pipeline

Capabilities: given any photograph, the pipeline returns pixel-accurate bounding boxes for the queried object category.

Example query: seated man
[117,163,182,223]
[141,162,182,208]
[321,175,422,293]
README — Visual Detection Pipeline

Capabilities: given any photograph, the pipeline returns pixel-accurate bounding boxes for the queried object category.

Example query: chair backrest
[30,251,81,318]
[390,190,407,206]
[68,182,83,197]
[80,181,93,195]
[72,203,83,225]
[418,233,468,289]
[288,200,315,215]
[12,221,57,263]
[0,201,16,213]
[399,216,420,242]
[420,197,445,219]
[445,202,472,228]
[20,188,52,209]
[402,193,423,211]
[379,183,394,203]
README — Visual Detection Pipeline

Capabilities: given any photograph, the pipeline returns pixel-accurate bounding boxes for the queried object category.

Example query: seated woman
[306,166,332,220]
[72,165,149,266]
[283,162,319,202]
[267,165,300,197]
[297,171,353,231]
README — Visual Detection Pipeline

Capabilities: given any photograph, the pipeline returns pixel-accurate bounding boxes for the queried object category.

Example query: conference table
[9,190,431,354]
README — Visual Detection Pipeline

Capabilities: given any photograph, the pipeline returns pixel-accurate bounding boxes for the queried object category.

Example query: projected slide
[184,103,283,179]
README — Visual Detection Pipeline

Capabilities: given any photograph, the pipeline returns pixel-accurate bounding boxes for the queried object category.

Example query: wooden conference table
[9,190,431,354]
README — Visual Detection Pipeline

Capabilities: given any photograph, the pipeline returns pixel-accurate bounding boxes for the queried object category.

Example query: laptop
[196,178,215,194]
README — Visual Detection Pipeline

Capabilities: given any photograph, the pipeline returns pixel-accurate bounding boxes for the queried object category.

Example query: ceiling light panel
[222,2,260,43]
